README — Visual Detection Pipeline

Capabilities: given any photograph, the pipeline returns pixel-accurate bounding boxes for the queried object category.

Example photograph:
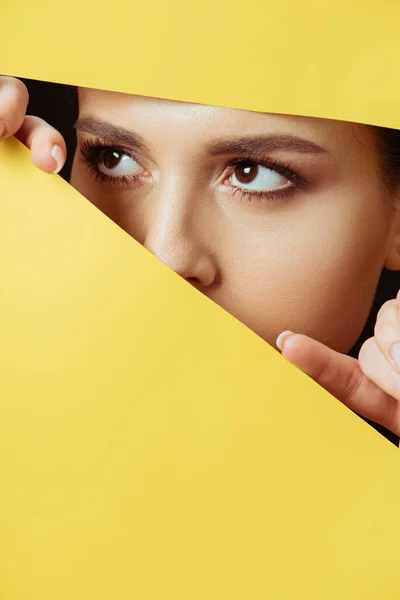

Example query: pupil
[102,150,121,170]
[235,162,258,184]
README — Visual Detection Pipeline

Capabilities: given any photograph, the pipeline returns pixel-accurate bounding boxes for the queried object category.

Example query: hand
[276,291,400,436]
[0,76,66,173]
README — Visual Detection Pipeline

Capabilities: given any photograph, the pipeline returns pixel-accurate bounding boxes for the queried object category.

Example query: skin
[2,76,400,436]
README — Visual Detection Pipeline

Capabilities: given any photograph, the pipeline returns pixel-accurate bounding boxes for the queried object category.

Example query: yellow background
[1,0,400,598]
[2,1,400,128]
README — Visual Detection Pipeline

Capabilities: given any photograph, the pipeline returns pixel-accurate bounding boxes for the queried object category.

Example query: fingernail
[276,330,295,351]
[390,342,400,371]
[50,144,64,174]
[0,121,6,139]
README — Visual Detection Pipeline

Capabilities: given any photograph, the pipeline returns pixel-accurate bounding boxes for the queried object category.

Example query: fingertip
[15,115,66,174]
[31,143,66,175]
[276,330,295,352]
[358,336,373,365]
[31,153,54,174]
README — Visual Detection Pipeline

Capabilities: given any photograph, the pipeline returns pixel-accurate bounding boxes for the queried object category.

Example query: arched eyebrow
[74,117,329,157]
[74,116,149,151]
[208,135,329,156]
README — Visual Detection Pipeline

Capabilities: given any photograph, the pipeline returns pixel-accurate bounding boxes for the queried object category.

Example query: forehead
[77,87,375,153]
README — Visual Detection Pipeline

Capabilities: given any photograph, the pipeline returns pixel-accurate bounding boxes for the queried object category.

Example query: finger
[359,336,400,410]
[0,76,29,139]
[374,296,400,374]
[276,331,400,435]
[15,115,66,174]
[375,295,397,322]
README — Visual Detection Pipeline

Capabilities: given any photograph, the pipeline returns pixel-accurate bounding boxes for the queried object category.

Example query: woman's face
[70,88,399,353]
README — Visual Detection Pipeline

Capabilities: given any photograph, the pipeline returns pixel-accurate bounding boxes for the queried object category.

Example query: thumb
[276,331,400,435]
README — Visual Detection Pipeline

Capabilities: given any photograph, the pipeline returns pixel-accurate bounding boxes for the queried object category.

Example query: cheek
[215,194,391,353]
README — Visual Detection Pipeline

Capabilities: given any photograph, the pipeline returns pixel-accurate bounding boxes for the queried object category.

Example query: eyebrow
[74,116,329,157]
[208,135,329,156]
[74,116,149,151]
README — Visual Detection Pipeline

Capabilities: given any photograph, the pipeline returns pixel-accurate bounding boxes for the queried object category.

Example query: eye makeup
[78,137,310,204]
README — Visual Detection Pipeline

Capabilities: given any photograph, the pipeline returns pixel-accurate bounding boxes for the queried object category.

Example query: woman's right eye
[97,149,142,178]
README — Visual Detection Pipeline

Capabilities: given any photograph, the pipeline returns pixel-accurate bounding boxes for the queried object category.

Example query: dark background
[19,77,400,446]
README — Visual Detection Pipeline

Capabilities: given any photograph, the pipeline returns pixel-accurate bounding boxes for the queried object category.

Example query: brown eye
[97,148,142,178]
[234,161,259,184]
[229,160,288,192]
[101,149,123,170]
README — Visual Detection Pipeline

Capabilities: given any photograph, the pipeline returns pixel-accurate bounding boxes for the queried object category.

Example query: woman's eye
[229,161,289,191]
[98,149,142,178]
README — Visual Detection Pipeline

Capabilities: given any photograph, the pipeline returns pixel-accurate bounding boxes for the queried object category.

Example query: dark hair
[351,126,400,444]
[374,126,400,189]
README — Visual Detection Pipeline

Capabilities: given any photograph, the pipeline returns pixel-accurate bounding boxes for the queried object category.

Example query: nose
[141,183,219,289]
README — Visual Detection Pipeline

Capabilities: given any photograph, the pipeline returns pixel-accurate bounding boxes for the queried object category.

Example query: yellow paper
[2,1,400,128]
[0,131,399,600]
[1,0,400,598]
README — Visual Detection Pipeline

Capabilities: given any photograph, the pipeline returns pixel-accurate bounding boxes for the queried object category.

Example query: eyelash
[79,139,308,202]
[225,156,307,202]
[80,139,141,187]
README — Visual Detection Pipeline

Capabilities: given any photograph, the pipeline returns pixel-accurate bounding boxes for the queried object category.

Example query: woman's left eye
[97,149,142,178]
[228,160,289,192]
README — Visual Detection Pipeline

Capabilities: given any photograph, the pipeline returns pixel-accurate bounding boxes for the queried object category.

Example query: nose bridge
[143,170,217,286]
[146,172,194,255]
